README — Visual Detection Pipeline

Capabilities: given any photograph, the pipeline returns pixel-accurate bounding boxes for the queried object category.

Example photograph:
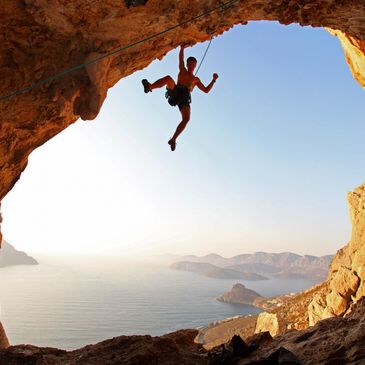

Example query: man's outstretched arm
[196,73,219,93]
[179,46,186,71]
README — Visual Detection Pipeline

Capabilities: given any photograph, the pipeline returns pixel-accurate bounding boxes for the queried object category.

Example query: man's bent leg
[150,76,175,90]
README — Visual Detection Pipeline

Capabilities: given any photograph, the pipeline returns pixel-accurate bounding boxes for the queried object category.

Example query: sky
[2,21,365,257]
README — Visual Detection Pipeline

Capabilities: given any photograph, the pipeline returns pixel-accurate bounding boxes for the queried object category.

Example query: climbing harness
[0,0,240,102]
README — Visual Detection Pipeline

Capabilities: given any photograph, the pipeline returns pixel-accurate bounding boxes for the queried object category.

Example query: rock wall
[308,183,365,325]
[1,0,365,243]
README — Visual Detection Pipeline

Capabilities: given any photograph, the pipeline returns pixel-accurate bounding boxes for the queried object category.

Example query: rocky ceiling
[0,0,365,242]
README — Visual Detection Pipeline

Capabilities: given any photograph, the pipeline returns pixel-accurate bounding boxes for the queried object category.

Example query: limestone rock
[328,29,365,89]
[239,297,365,365]
[308,183,365,325]
[307,290,328,327]
[254,312,285,337]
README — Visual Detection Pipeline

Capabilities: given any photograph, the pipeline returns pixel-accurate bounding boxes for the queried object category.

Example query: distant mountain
[174,254,229,267]
[170,251,333,281]
[171,261,217,272]
[170,261,268,280]
[0,240,38,268]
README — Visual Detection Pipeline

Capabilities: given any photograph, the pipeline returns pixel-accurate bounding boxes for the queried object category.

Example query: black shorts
[165,85,191,111]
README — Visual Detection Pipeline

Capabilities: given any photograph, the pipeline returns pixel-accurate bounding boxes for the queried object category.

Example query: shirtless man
[142,45,219,151]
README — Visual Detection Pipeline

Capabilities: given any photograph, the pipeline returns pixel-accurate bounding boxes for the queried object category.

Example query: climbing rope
[0,0,240,102]
[195,1,233,76]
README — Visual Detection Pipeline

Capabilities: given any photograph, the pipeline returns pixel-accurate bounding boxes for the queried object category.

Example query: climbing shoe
[142,79,152,93]
[168,139,176,152]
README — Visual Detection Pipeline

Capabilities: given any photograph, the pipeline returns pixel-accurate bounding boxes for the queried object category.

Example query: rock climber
[142,45,219,151]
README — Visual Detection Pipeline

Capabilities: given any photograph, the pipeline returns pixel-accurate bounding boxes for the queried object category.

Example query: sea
[0,256,318,350]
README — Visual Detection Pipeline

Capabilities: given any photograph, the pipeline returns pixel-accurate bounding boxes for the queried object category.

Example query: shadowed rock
[243,347,303,365]
[125,0,149,6]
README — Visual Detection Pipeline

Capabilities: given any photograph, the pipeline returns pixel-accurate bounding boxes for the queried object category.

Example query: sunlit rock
[255,312,285,337]
[308,183,365,324]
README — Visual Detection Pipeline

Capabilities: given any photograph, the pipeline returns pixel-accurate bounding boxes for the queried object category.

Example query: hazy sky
[2,21,365,257]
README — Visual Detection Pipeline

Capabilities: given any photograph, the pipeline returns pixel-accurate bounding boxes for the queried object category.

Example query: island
[0,240,38,268]
[217,283,263,305]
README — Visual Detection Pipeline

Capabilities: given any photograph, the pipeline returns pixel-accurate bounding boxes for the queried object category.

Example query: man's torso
[177,69,198,92]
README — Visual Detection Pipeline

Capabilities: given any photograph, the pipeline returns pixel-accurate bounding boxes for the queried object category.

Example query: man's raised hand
[213,73,219,81]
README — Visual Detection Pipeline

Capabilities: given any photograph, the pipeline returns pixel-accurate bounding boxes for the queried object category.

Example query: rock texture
[1,0,365,243]
[254,313,285,338]
[237,297,365,365]
[308,183,365,325]
[328,29,365,88]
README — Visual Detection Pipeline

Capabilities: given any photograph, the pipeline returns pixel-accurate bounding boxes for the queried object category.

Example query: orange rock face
[327,29,365,88]
[308,183,365,324]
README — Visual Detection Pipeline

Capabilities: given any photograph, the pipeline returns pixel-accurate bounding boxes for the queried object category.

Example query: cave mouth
[1,21,364,349]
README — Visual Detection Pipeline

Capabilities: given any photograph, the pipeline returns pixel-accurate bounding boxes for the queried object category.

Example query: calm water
[0,256,318,350]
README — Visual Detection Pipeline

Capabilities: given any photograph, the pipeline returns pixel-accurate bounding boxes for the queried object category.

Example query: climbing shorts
[165,85,191,111]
